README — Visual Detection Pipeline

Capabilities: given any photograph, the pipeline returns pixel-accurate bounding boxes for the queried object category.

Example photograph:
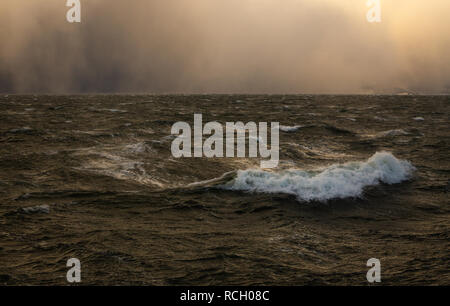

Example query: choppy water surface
[0,95,448,285]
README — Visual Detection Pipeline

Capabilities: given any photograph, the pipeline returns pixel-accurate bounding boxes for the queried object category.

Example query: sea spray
[222,152,415,202]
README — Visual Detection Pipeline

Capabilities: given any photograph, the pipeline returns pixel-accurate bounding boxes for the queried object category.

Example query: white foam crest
[224,152,414,202]
[377,129,409,137]
[74,150,164,188]
[279,125,303,132]
[124,142,152,154]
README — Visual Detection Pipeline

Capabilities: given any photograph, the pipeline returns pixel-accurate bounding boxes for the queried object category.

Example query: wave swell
[222,152,415,202]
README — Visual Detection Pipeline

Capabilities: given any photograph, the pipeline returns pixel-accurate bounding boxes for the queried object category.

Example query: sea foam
[223,152,414,202]
[279,125,303,132]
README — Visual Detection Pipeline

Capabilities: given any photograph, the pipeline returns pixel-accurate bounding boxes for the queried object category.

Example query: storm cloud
[0,0,449,93]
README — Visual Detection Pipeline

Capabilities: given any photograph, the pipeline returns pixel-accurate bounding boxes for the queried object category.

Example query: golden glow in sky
[0,0,449,93]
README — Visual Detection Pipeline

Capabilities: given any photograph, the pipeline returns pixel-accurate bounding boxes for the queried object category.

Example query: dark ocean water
[0,94,448,285]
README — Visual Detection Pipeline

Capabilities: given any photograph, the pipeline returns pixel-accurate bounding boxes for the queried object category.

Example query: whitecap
[102,108,127,113]
[20,205,50,214]
[222,152,414,202]
[124,142,152,154]
[377,129,409,137]
[8,127,33,133]
[279,125,303,133]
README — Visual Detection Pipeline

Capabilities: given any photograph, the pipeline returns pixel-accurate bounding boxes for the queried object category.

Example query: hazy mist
[1,0,449,93]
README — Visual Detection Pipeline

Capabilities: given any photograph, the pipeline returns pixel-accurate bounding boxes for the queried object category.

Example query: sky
[0,0,449,94]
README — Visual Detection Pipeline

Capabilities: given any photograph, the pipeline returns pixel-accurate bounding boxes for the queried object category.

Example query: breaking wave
[222,152,415,202]
[279,125,303,132]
